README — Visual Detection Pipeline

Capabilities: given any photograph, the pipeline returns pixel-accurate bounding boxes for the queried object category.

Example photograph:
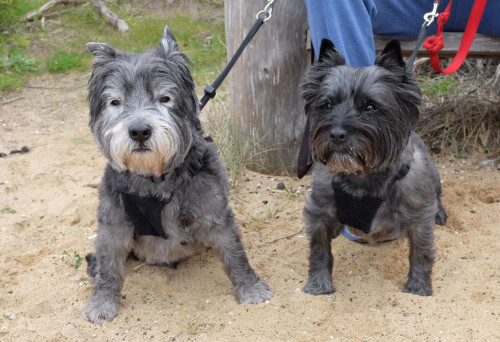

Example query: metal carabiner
[423,0,440,27]
[256,0,275,22]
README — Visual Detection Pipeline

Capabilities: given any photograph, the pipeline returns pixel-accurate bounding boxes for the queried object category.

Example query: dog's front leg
[82,222,134,324]
[303,195,341,295]
[211,209,273,304]
[403,222,435,296]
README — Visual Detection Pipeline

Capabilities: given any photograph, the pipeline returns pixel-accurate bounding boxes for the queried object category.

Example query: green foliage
[1,51,38,73]
[61,251,84,270]
[0,0,46,31]
[420,76,459,97]
[0,50,39,91]
[45,51,86,73]
[0,207,16,214]
[0,1,226,91]
[0,73,25,91]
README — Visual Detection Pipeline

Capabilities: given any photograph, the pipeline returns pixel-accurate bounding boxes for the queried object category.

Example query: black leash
[407,1,440,70]
[199,0,276,111]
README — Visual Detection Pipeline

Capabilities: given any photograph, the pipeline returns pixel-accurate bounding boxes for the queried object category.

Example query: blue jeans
[304,0,500,67]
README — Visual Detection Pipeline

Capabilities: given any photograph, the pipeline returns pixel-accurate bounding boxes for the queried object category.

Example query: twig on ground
[132,263,146,271]
[92,0,129,32]
[23,85,64,89]
[235,217,251,226]
[25,0,129,32]
[25,0,87,21]
[255,227,304,247]
[1,96,23,105]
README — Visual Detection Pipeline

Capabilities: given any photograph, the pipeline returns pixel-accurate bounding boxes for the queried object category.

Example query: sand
[0,72,499,341]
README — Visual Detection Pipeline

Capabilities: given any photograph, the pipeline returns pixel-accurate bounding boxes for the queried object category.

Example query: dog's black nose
[330,127,347,145]
[128,124,152,143]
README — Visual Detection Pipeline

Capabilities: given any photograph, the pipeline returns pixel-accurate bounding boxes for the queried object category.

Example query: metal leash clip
[423,0,440,27]
[256,0,275,22]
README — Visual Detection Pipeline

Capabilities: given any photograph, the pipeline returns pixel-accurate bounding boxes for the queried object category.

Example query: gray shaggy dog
[82,26,272,325]
[302,39,447,297]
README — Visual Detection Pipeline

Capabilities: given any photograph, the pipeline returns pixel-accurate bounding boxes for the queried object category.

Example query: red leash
[423,0,488,74]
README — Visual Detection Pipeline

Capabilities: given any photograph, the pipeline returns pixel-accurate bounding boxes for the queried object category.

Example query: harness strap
[423,0,488,74]
[116,138,212,239]
[333,164,410,234]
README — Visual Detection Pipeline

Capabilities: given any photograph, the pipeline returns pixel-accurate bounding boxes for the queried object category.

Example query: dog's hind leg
[303,195,342,295]
[403,221,435,296]
[435,197,447,226]
[210,209,273,304]
[82,223,134,325]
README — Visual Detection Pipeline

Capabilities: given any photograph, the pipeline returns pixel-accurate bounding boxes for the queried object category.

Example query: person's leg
[446,0,500,37]
[372,0,500,39]
[304,0,377,67]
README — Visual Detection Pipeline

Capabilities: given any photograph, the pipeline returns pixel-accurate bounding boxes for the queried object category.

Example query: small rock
[277,182,285,190]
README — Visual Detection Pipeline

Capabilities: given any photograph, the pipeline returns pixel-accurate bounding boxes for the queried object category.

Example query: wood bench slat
[375,33,500,58]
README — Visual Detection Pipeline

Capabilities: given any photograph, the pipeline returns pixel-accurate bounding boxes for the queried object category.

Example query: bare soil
[0,69,499,342]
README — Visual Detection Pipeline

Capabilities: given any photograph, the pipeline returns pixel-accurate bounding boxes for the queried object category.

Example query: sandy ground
[0,72,499,342]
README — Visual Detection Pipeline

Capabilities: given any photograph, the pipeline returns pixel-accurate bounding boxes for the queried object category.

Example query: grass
[0,1,226,90]
[420,75,459,98]
[45,51,86,73]
[248,205,284,227]
[202,92,245,184]
[0,51,39,90]
[61,250,84,270]
[178,316,205,335]
[0,207,16,214]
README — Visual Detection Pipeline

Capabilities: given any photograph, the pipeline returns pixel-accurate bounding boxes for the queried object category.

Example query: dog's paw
[435,210,447,226]
[403,279,433,296]
[304,274,335,295]
[82,294,120,325]
[236,279,273,304]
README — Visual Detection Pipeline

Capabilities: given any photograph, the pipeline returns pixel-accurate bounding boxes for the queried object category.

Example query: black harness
[332,164,410,234]
[116,138,211,240]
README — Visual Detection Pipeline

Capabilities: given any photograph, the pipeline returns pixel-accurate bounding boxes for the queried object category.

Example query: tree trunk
[224,0,309,175]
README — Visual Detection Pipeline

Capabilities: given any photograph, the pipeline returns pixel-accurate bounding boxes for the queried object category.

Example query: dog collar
[116,138,212,239]
[332,164,410,234]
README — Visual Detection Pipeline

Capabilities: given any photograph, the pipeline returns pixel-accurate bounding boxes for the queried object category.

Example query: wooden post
[224,0,309,175]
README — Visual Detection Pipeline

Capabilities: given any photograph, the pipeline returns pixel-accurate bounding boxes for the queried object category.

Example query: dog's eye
[159,96,171,103]
[110,99,121,106]
[323,102,333,110]
[365,104,376,111]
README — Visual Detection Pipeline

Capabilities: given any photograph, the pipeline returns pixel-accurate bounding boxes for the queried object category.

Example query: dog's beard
[104,116,181,177]
[325,151,365,175]
[312,132,367,176]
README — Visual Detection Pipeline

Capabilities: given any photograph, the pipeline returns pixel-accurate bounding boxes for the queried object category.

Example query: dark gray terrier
[302,39,447,297]
[82,26,273,325]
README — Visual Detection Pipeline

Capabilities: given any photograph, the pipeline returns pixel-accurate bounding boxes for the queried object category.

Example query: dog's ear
[318,39,345,66]
[157,25,181,59]
[374,39,406,70]
[86,42,116,60]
